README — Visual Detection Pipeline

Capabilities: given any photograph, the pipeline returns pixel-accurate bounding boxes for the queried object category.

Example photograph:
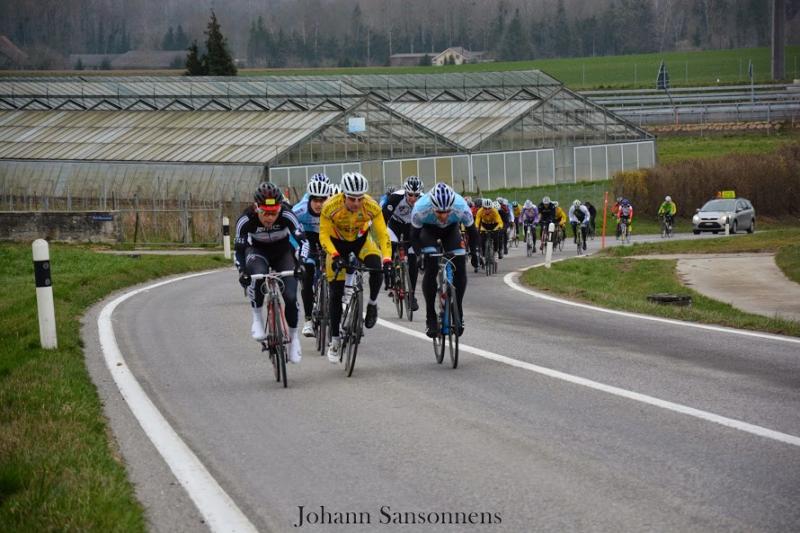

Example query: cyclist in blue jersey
[411,183,479,339]
[292,179,333,337]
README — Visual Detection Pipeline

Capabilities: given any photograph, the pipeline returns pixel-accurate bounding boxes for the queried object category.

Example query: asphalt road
[84,233,800,532]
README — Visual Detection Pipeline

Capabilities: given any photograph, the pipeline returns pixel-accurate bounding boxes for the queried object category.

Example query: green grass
[521,228,800,336]
[0,243,228,531]
[6,46,799,90]
[656,131,800,164]
[521,256,800,337]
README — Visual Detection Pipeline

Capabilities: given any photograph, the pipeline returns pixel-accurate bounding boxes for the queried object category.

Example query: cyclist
[584,200,597,237]
[617,199,634,239]
[612,196,624,238]
[497,198,512,255]
[292,179,333,337]
[320,172,392,363]
[554,201,568,247]
[568,199,590,251]
[657,195,677,230]
[476,198,504,262]
[235,182,306,363]
[297,172,330,204]
[410,182,479,339]
[519,199,539,248]
[382,175,424,311]
[537,196,557,249]
[379,185,397,208]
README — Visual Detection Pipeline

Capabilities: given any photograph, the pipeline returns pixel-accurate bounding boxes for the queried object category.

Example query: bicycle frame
[427,244,460,369]
[250,270,294,388]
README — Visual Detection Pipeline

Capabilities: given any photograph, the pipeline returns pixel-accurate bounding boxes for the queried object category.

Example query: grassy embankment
[521,228,800,337]
[0,244,227,531]
[5,46,799,90]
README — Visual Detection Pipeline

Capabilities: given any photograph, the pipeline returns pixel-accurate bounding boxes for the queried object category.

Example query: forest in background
[2,0,799,69]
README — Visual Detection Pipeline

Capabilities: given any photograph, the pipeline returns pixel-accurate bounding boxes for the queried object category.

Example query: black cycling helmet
[254,181,284,205]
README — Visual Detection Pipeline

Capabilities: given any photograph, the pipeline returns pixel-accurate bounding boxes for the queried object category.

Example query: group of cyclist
[235,173,481,366]
[235,171,679,366]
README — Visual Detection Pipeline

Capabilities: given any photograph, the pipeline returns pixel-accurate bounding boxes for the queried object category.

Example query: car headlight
[719,215,728,224]
[692,215,699,224]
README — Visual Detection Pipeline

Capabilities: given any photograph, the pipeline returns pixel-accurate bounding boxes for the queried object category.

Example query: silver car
[692,198,756,234]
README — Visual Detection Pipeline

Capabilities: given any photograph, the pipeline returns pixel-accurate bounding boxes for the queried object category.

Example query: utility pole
[772,0,785,80]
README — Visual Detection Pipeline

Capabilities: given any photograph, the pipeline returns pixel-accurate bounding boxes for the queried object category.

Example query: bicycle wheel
[404,265,414,322]
[485,238,493,277]
[448,288,460,369]
[557,228,565,251]
[344,292,362,377]
[433,288,446,365]
[394,261,405,318]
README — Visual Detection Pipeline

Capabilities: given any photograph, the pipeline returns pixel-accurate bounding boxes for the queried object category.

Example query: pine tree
[174,25,190,50]
[419,53,432,66]
[162,27,175,50]
[203,10,237,76]
[185,40,206,76]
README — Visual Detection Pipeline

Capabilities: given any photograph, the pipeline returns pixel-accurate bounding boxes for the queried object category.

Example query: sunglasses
[434,209,452,215]
[406,192,421,198]
[256,206,280,214]
[344,195,364,201]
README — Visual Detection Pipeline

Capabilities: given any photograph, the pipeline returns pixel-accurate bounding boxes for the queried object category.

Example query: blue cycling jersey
[291,198,321,234]
[411,193,474,229]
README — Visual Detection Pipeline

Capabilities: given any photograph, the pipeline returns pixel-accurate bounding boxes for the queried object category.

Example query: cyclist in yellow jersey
[475,198,504,261]
[319,172,392,363]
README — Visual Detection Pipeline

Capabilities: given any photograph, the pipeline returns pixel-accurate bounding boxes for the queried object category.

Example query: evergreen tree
[174,25,190,50]
[419,53,432,66]
[500,8,530,60]
[185,40,206,75]
[204,10,237,76]
[74,58,84,70]
[553,0,571,57]
[162,27,175,50]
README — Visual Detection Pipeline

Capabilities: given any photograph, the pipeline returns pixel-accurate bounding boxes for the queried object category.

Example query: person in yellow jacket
[475,198,505,260]
[319,172,392,363]
[554,201,568,247]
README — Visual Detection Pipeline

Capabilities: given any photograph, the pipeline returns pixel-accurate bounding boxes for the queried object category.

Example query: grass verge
[0,243,228,531]
[521,230,800,337]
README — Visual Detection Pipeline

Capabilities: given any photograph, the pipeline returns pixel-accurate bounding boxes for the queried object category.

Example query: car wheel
[693,230,700,235]
[747,219,755,234]
[730,221,737,234]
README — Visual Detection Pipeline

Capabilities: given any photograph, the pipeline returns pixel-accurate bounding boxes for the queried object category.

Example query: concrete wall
[0,211,122,243]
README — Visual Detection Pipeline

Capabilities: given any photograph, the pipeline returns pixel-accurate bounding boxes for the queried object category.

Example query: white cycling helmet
[553,201,559,207]
[523,200,533,209]
[307,179,331,198]
[482,198,493,209]
[310,172,330,183]
[573,199,581,207]
[329,183,341,195]
[492,201,500,210]
[542,196,551,204]
[341,172,369,197]
[430,182,456,211]
[665,195,672,202]
[404,175,424,194]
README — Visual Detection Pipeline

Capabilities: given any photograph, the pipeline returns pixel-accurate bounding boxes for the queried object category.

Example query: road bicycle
[335,254,383,377]
[428,241,460,369]
[619,217,631,244]
[524,223,535,257]
[575,223,585,256]
[390,240,414,322]
[311,250,329,355]
[250,270,295,388]
[508,222,519,248]
[555,225,566,252]
[660,215,674,239]
[481,231,498,276]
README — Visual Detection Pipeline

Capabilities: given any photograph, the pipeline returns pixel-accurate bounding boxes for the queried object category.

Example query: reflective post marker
[222,216,231,259]
[32,239,57,349]
[545,222,555,269]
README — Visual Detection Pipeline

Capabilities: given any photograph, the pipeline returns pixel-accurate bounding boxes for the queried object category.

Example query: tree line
[1,0,796,69]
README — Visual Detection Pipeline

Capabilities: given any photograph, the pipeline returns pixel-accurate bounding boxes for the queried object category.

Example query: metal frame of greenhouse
[0,71,654,213]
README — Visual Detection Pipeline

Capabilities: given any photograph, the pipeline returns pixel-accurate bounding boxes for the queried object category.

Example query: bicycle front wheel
[448,290,460,369]
[344,293,362,377]
[404,265,414,322]
[394,262,405,318]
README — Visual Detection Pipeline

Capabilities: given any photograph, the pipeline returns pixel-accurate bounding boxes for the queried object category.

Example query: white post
[222,216,231,259]
[724,218,730,236]
[32,239,57,349]
[545,222,555,269]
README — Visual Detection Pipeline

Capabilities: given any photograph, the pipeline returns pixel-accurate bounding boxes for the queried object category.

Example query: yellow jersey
[555,206,567,226]
[319,193,391,260]
[475,207,504,231]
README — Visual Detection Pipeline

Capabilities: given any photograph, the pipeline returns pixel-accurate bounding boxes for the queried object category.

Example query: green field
[6,46,799,90]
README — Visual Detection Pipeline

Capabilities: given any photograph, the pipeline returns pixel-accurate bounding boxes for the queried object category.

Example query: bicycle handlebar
[250,270,295,280]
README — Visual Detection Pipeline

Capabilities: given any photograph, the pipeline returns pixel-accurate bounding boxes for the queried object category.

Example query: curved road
[85,234,800,532]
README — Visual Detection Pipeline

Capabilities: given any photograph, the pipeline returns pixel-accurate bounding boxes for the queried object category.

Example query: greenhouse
[0,71,654,210]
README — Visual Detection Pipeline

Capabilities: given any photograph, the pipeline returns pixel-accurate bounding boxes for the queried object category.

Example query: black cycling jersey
[234,204,306,272]
[538,203,556,223]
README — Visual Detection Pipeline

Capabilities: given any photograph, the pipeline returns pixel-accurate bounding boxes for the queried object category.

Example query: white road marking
[377,318,800,448]
[98,271,258,533]
[504,263,800,345]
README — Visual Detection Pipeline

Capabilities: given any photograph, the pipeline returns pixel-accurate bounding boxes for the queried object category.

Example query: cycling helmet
[573,199,581,207]
[492,201,501,210]
[404,176,424,194]
[310,173,330,183]
[430,182,456,211]
[482,198,493,209]
[307,179,331,198]
[542,196,551,204]
[553,201,559,207]
[341,172,369,197]
[329,183,341,195]
[523,200,533,209]
[616,196,623,203]
[621,199,631,207]
[511,201,518,207]
[385,185,397,195]
[254,181,283,206]
[665,195,672,202]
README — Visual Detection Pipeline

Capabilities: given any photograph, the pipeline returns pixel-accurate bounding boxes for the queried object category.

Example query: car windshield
[701,199,736,211]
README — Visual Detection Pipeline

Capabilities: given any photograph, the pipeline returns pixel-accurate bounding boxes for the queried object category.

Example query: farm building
[0,70,654,211]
